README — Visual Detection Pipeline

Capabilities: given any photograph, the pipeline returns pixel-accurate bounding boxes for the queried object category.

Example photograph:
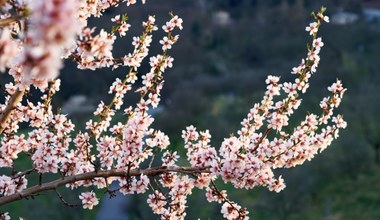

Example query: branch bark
[0,16,23,28]
[0,166,209,206]
[0,88,25,134]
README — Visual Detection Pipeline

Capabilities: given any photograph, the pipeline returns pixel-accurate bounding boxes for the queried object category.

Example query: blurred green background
[2,0,380,219]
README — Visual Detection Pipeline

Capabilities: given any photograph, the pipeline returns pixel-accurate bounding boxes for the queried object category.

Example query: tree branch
[12,167,36,179]
[0,166,209,206]
[54,189,81,208]
[0,15,23,28]
[0,88,25,134]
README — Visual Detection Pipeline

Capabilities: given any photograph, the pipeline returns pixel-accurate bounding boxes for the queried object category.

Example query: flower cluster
[112,14,131,37]
[0,3,346,220]
[151,7,345,219]
[209,9,346,196]
[79,191,99,210]
[0,212,10,220]
[16,0,79,90]
[0,28,21,72]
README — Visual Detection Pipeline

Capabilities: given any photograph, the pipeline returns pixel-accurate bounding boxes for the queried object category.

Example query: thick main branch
[0,88,25,134]
[0,166,209,206]
[0,16,22,28]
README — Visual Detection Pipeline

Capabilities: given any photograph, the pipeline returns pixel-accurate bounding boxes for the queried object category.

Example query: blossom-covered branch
[0,2,346,220]
[0,166,209,206]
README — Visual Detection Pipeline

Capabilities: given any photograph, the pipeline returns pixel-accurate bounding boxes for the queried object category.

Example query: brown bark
[0,89,25,134]
[0,166,209,206]
[0,16,23,28]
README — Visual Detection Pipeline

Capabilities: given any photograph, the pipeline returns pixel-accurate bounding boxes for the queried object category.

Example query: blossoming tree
[0,1,346,219]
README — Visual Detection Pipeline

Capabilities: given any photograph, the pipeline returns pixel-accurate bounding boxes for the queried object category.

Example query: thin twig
[210,180,240,212]
[55,189,81,208]
[11,167,36,179]
[148,148,158,168]
[251,128,272,153]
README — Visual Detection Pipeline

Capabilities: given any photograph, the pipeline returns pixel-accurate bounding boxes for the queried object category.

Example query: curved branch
[0,166,209,206]
[0,88,25,134]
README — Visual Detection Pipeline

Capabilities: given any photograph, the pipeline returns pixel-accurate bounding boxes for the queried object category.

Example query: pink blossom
[221,202,241,220]
[147,191,167,214]
[169,16,183,30]
[0,212,10,220]
[313,37,324,50]
[159,36,172,51]
[18,0,80,90]
[126,0,137,6]
[332,115,347,129]
[0,28,21,72]
[79,191,99,210]
[305,22,318,35]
